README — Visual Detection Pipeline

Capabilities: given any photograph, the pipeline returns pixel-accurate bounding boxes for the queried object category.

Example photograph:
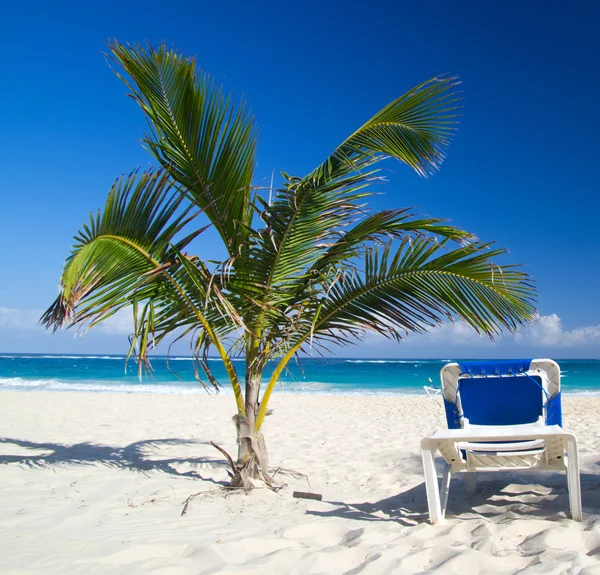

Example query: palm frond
[314,239,536,342]
[305,208,473,275]
[272,238,536,356]
[40,169,195,331]
[310,75,461,182]
[108,41,258,256]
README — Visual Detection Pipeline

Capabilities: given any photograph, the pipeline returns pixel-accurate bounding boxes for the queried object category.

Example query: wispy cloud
[96,308,134,336]
[360,313,600,353]
[514,313,600,348]
[0,306,134,336]
[0,307,42,331]
[398,314,600,349]
[405,321,492,346]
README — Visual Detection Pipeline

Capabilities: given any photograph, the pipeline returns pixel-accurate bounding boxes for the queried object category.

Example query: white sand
[1,391,600,574]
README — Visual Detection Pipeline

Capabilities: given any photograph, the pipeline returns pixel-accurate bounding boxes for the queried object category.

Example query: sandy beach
[1,391,600,574]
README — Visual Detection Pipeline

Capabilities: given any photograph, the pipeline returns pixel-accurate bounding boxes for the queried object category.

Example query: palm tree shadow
[307,472,600,526]
[0,437,230,486]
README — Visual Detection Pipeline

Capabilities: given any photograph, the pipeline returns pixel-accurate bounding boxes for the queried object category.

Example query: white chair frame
[421,360,582,524]
[421,425,582,523]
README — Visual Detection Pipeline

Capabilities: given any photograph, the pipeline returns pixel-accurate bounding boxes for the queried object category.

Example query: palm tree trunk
[231,371,271,488]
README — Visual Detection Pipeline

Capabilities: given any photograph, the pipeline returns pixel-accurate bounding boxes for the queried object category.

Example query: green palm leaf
[108,41,257,256]
[309,238,535,345]
[310,75,461,182]
[41,169,197,331]
[304,208,473,277]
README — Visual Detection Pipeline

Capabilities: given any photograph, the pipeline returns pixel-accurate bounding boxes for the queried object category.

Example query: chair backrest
[440,359,562,429]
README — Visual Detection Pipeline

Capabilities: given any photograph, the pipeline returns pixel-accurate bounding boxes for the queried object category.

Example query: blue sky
[1,0,599,357]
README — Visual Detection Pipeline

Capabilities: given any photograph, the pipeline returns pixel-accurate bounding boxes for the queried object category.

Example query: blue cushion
[457,374,544,426]
[443,360,562,429]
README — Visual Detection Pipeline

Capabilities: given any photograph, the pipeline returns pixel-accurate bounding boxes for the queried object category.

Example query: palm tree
[42,42,536,488]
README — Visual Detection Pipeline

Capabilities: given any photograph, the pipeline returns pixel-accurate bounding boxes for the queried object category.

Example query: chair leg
[464,472,477,495]
[421,440,443,524]
[565,434,583,521]
[440,463,452,518]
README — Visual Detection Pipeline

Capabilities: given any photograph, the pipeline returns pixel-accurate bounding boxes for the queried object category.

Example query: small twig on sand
[181,491,204,516]
[180,485,266,516]
[272,467,311,488]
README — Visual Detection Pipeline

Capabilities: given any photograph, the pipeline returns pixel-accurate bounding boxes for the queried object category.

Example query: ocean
[0,355,599,396]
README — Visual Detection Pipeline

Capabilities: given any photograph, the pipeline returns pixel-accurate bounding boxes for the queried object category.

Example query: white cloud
[403,314,600,349]
[0,307,42,331]
[515,313,600,348]
[407,321,493,346]
[0,306,134,337]
[96,308,134,335]
[359,313,600,352]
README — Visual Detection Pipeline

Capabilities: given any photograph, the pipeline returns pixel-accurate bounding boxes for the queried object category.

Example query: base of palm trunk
[230,453,271,488]
[230,414,272,489]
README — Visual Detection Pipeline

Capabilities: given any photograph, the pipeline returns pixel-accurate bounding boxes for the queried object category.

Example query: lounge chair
[421,359,582,524]
[423,377,442,398]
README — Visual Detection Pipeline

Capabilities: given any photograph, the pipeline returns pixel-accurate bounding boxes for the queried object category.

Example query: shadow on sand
[0,436,229,486]
[307,472,600,526]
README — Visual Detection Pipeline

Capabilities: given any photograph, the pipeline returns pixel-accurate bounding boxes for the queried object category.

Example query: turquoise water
[0,355,599,395]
